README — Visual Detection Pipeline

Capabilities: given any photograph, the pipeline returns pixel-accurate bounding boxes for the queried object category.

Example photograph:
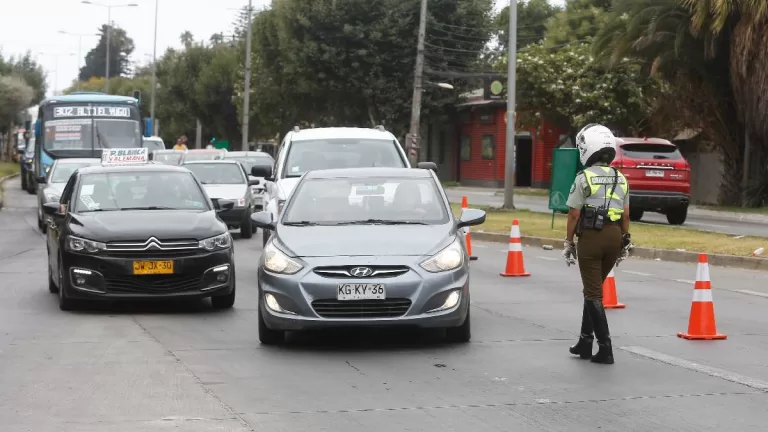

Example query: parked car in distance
[142,136,165,152]
[183,149,226,162]
[610,137,691,225]
[150,149,186,165]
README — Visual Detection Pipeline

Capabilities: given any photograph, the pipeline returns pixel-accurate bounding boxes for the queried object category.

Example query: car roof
[182,160,239,165]
[616,137,674,145]
[43,93,136,104]
[187,149,225,152]
[77,163,191,175]
[225,151,273,157]
[290,127,394,142]
[153,149,184,153]
[304,168,431,179]
[54,158,101,164]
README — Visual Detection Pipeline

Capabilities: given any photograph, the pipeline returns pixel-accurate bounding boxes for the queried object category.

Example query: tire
[48,255,59,294]
[39,214,47,233]
[258,303,285,345]
[240,209,253,239]
[445,307,471,343]
[666,205,688,225]
[57,256,77,311]
[629,208,644,222]
[211,283,236,310]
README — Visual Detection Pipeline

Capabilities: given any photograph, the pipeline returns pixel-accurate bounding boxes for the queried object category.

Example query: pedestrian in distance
[173,135,189,151]
[562,124,634,365]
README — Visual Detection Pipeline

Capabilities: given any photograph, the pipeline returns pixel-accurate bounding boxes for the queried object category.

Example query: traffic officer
[562,124,633,365]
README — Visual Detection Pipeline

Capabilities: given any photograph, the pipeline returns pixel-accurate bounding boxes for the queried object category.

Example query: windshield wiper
[335,219,428,225]
[80,208,119,212]
[120,206,178,210]
[283,221,320,226]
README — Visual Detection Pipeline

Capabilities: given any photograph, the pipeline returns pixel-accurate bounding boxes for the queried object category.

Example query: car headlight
[66,236,106,253]
[45,192,60,203]
[420,237,464,272]
[263,242,302,275]
[199,233,232,251]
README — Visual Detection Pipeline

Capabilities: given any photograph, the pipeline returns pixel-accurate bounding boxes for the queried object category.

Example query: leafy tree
[495,0,562,49]
[180,31,194,48]
[0,51,47,103]
[0,76,34,158]
[544,0,612,46]
[232,5,256,39]
[79,24,136,82]
[501,42,656,135]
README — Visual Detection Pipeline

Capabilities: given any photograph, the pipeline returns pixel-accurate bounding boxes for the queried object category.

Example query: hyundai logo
[349,267,374,277]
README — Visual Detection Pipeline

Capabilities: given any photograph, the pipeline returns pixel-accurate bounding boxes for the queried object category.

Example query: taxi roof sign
[102,148,149,165]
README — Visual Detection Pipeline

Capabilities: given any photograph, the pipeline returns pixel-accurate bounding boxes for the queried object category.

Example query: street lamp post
[502,0,518,209]
[150,0,159,136]
[81,1,138,94]
[58,31,99,91]
[242,0,253,151]
[407,0,429,166]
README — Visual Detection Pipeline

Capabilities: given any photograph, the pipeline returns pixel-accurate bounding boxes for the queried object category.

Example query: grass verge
[0,162,20,178]
[696,204,768,215]
[451,204,767,257]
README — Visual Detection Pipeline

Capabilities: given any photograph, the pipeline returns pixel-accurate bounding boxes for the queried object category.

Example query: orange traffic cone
[461,196,478,261]
[602,268,625,309]
[677,254,726,340]
[500,219,530,277]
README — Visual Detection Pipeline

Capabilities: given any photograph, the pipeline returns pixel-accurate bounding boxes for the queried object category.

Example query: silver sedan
[250,167,486,345]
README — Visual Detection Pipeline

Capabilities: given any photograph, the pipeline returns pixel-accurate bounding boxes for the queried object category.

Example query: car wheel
[211,282,236,310]
[258,301,285,345]
[58,256,77,311]
[48,257,59,294]
[445,307,471,343]
[21,172,28,190]
[629,208,644,222]
[240,209,253,239]
[666,205,688,225]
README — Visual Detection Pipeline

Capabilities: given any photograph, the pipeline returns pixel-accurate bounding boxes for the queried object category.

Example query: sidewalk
[446,186,768,224]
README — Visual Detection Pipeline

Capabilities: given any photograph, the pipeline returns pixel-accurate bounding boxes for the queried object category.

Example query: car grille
[105,274,201,294]
[311,299,411,318]
[313,266,409,279]
[105,237,200,257]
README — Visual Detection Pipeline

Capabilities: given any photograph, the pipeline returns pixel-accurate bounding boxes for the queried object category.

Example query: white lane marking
[620,346,768,392]
[536,256,559,261]
[472,244,487,248]
[674,279,696,285]
[735,289,768,299]
[620,270,652,276]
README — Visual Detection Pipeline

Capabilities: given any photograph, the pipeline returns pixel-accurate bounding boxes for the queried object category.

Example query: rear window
[620,143,682,160]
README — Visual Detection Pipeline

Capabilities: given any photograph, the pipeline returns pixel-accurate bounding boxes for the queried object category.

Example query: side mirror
[417,161,438,171]
[43,202,61,216]
[457,208,486,229]
[213,198,235,212]
[251,164,272,178]
[250,211,275,230]
[37,175,47,184]
[248,176,260,186]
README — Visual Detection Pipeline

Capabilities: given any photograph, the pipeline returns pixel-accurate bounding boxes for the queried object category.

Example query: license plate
[337,283,386,300]
[133,260,174,275]
[646,170,665,178]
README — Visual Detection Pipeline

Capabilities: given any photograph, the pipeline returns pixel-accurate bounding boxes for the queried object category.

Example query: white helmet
[576,124,617,166]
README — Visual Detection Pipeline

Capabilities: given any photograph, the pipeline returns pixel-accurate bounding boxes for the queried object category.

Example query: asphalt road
[445,188,768,238]
[3,176,768,431]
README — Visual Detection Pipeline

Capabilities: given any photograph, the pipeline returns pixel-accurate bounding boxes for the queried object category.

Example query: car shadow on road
[61,297,229,315]
[276,327,459,352]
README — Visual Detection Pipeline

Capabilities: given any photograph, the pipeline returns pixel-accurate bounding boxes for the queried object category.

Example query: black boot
[586,299,614,364]
[569,300,593,359]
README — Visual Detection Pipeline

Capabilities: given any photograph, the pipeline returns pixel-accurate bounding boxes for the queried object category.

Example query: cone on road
[461,196,478,261]
[677,254,726,340]
[500,220,530,277]
[602,268,625,309]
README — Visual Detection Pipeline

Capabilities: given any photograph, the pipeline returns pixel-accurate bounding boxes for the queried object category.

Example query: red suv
[610,137,691,225]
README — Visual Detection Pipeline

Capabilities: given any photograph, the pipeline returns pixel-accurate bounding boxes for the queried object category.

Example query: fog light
[217,273,227,282]
[427,290,461,313]
[69,268,105,293]
[75,276,87,285]
[264,293,294,314]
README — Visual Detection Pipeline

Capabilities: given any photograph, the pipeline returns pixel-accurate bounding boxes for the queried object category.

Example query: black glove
[622,232,631,248]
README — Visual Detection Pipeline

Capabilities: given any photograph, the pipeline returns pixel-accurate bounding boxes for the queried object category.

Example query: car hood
[202,184,247,200]
[276,224,455,257]
[276,178,301,200]
[70,210,224,242]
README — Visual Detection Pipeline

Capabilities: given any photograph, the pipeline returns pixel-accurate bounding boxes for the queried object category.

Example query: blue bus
[33,93,144,180]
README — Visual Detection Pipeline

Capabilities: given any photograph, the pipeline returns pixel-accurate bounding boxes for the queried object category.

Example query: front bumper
[258,256,470,331]
[61,248,235,301]
[631,191,690,211]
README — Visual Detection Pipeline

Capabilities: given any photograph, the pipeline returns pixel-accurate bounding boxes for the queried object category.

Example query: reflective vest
[582,165,628,222]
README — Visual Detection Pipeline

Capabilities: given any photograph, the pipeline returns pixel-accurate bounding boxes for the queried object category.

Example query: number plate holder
[337,283,386,300]
[133,260,174,275]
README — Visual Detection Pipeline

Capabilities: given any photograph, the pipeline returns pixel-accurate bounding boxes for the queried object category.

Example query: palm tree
[209,33,224,45]
[180,31,194,48]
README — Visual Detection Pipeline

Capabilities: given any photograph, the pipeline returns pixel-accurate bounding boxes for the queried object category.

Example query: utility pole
[150,0,159,136]
[502,0,518,209]
[407,0,428,166]
[241,0,253,151]
[105,6,111,93]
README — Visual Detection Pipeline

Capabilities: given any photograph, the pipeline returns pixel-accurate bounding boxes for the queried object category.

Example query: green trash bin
[548,148,583,226]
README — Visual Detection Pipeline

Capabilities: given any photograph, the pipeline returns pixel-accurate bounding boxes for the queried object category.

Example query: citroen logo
[349,267,373,277]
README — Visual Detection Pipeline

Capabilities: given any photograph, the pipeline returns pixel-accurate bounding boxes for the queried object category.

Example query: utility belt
[576,206,620,236]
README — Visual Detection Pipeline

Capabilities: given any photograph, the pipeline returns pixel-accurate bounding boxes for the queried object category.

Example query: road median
[453,204,768,270]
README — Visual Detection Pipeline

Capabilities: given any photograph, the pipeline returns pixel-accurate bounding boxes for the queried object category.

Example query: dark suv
[610,137,691,225]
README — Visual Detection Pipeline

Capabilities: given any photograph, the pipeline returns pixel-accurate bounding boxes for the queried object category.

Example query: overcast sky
[1,0,566,97]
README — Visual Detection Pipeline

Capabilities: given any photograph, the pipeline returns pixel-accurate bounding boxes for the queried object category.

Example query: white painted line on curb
[620,346,768,392]
[620,270,652,276]
[674,279,696,285]
[735,289,768,299]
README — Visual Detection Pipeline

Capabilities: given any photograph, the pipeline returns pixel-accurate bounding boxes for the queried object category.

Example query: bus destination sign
[53,106,131,118]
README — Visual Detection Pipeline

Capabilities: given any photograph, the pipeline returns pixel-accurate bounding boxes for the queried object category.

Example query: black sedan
[42,163,237,311]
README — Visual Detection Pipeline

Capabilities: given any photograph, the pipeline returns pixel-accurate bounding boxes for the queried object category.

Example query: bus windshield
[42,104,142,155]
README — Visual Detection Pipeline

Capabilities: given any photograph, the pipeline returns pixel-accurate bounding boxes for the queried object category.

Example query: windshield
[283,139,405,178]
[620,143,683,160]
[185,163,245,184]
[51,161,99,183]
[75,171,208,212]
[42,104,142,154]
[152,152,184,165]
[226,156,274,172]
[183,151,225,162]
[283,177,449,225]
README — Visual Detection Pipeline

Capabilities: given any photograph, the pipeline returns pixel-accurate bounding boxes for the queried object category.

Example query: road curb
[0,173,20,210]
[471,230,768,271]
